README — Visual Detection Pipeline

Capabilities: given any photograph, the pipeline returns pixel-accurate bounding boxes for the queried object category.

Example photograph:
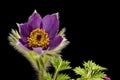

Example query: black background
[0,0,118,80]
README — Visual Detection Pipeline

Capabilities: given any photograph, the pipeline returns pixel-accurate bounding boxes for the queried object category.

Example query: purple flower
[15,10,66,54]
[104,77,111,80]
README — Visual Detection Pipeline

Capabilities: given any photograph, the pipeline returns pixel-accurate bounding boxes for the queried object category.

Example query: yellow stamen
[27,28,50,49]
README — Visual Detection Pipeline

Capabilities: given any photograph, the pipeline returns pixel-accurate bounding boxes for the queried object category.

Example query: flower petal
[28,10,42,29]
[42,13,59,38]
[18,23,30,37]
[19,37,27,45]
[33,47,44,54]
[18,42,30,51]
[49,36,63,50]
[104,77,111,80]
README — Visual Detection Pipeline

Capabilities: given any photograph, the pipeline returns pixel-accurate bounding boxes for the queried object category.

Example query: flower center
[27,28,50,49]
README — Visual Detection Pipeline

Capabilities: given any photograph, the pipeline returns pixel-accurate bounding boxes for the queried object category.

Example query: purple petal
[48,36,63,50]
[28,10,42,29]
[18,42,30,51]
[19,23,30,37]
[42,13,59,38]
[33,47,44,54]
[104,77,111,80]
[19,37,27,45]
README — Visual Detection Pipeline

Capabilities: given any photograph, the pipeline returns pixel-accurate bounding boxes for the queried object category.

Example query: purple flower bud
[104,77,111,80]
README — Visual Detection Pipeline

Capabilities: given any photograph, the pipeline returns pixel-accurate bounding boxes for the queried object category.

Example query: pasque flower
[8,10,69,80]
[8,10,69,54]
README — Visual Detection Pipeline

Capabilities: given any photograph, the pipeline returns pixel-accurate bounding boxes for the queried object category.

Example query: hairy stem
[38,55,50,80]
[36,56,45,80]
[39,70,45,80]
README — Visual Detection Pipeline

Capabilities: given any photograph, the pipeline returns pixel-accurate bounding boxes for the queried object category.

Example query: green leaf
[83,61,106,71]
[11,29,20,39]
[56,74,71,80]
[73,60,107,80]
[83,60,106,78]
[58,28,66,36]
[59,60,71,71]
[46,72,52,80]
[51,57,71,80]
[73,66,87,77]
[92,72,106,79]
[51,57,71,71]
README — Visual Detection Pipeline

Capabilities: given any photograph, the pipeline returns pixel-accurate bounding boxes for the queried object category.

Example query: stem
[37,56,45,80]
[53,59,62,80]
[38,55,49,80]
[39,70,45,80]
[53,69,58,80]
